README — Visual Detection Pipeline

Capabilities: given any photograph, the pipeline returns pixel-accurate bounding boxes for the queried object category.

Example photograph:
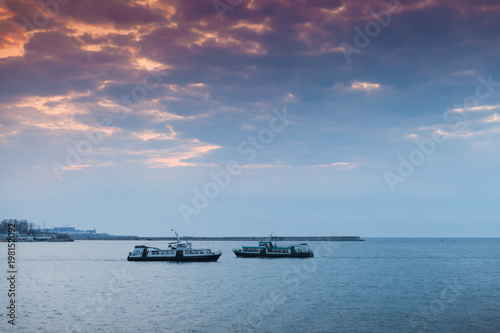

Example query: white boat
[127,231,221,262]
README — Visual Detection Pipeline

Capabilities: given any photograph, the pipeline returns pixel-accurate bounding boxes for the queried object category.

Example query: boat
[233,233,314,258]
[127,231,222,262]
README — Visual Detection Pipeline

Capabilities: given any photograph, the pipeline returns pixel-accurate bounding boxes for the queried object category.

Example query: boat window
[244,247,259,252]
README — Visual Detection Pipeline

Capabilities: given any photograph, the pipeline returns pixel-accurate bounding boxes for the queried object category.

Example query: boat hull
[233,251,313,258]
[127,254,221,262]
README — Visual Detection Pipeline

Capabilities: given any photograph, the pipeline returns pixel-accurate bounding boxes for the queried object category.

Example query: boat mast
[267,230,277,246]
[172,229,181,243]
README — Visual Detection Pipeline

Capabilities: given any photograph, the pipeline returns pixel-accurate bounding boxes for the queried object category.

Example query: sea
[0,238,499,333]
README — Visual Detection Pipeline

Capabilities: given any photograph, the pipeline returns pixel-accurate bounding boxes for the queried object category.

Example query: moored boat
[127,231,221,262]
[233,233,314,258]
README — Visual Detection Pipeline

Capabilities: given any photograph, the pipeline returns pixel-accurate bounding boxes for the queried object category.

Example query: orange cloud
[131,126,176,141]
[349,81,381,91]
[144,144,221,168]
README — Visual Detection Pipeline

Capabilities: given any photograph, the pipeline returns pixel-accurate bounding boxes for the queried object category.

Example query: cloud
[283,92,297,102]
[348,81,381,91]
[309,162,357,170]
[60,0,166,28]
[131,127,176,141]
[449,104,500,113]
[56,161,117,171]
[1,0,500,176]
[0,125,18,143]
[331,81,383,92]
[451,70,476,76]
[142,144,221,168]
[240,163,289,169]
[435,127,500,139]
[481,113,500,123]
[143,109,195,122]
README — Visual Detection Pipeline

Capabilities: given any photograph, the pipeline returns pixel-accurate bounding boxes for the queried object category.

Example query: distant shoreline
[72,236,364,241]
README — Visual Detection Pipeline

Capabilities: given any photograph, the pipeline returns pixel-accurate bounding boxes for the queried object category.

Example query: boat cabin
[131,245,149,255]
[296,243,310,253]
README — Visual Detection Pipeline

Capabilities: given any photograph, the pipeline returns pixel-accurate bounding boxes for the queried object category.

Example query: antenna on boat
[172,229,180,242]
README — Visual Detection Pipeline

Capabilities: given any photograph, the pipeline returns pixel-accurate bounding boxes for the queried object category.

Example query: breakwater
[73,236,363,241]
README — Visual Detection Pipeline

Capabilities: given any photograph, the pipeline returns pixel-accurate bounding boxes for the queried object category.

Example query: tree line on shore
[1,219,74,241]
[0,219,39,234]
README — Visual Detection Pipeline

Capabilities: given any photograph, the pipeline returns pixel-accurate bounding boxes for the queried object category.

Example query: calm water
[1,238,499,332]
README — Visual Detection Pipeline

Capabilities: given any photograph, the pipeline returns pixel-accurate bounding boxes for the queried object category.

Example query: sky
[0,0,499,237]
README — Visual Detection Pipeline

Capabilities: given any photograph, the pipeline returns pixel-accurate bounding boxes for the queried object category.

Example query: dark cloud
[60,0,165,27]
[1,0,500,115]
[2,0,39,20]
[0,31,134,101]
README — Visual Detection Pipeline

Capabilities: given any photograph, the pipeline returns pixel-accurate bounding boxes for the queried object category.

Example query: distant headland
[0,219,363,242]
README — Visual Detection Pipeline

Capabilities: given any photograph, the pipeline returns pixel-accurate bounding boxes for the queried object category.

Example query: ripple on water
[5,239,500,332]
